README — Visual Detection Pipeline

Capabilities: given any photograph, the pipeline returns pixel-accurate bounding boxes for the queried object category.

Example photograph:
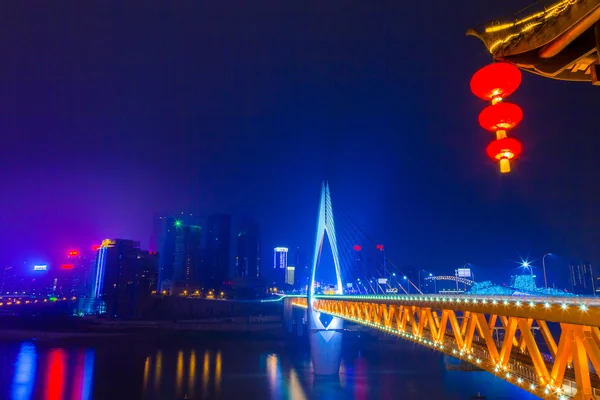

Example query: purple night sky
[0,1,598,281]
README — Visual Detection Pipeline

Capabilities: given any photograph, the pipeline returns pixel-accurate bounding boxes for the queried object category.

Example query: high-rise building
[157,214,202,292]
[569,261,595,295]
[274,247,288,284]
[173,224,202,288]
[285,266,295,286]
[53,250,88,298]
[90,239,149,318]
[236,221,260,278]
[204,213,232,289]
[136,250,159,298]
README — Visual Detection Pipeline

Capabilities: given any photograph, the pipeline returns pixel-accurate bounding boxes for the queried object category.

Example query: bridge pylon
[308,182,344,376]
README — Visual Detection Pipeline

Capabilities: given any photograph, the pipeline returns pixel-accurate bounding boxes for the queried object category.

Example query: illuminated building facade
[285,266,295,286]
[236,221,260,278]
[569,261,595,295]
[274,247,288,285]
[173,224,202,288]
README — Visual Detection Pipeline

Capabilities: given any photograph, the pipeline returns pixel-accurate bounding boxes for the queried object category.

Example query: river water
[0,335,539,399]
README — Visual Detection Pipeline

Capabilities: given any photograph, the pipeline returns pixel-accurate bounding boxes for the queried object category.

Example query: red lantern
[486,137,522,173]
[478,102,523,132]
[353,245,362,251]
[470,62,522,101]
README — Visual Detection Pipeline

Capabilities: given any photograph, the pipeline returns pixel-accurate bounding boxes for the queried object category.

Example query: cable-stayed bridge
[286,182,600,400]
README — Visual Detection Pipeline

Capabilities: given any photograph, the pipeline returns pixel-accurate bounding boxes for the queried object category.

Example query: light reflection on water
[7,343,94,400]
[0,339,540,400]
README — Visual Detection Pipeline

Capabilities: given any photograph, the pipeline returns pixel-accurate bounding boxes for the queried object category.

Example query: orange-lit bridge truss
[292,294,600,399]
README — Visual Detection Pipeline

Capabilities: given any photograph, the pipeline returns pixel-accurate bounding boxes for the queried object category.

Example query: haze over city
[1,1,598,279]
[0,1,599,399]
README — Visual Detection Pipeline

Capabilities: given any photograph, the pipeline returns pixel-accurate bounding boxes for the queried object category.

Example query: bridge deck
[292,295,600,399]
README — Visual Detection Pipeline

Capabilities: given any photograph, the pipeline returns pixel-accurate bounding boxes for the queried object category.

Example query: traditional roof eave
[467,0,600,57]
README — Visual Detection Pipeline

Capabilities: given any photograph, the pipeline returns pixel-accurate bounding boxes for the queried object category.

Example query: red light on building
[92,245,100,251]
[68,250,80,257]
[60,264,74,270]
[376,244,384,251]
[353,245,362,251]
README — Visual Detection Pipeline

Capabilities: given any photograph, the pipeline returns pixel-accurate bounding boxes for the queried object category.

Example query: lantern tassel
[499,159,511,173]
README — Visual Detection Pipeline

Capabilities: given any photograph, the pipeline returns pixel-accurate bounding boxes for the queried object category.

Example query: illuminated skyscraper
[274,247,288,284]
[157,214,202,291]
[285,266,295,286]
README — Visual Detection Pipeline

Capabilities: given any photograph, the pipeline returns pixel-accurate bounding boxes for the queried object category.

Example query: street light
[521,260,533,276]
[542,253,553,295]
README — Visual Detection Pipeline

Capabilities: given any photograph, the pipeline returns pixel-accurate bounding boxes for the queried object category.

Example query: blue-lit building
[569,261,595,295]
[157,214,203,293]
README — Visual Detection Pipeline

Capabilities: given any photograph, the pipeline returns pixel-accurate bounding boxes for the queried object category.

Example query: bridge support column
[308,303,344,376]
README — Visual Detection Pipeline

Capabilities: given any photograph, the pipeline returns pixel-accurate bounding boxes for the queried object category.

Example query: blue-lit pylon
[307,181,344,376]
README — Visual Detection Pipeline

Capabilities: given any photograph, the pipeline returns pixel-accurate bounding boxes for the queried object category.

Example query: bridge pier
[308,303,343,376]
[282,297,307,338]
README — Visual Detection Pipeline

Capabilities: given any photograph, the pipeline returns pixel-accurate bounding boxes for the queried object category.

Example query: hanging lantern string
[470,62,524,174]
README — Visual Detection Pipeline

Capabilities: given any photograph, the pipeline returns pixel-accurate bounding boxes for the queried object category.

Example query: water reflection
[2,339,541,400]
[81,350,94,400]
[175,350,183,397]
[202,350,209,396]
[45,349,65,400]
[289,368,307,400]
[9,344,94,400]
[266,353,282,399]
[11,343,36,400]
[142,356,150,391]
[154,350,162,393]
[188,350,196,398]
[215,351,222,398]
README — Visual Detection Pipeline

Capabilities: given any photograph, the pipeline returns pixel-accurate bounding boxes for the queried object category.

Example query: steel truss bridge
[295,182,600,399]
[293,294,600,399]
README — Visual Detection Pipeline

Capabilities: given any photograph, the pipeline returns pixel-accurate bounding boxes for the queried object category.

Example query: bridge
[288,182,600,400]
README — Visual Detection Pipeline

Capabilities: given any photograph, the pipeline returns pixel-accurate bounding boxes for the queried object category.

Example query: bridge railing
[315,293,600,307]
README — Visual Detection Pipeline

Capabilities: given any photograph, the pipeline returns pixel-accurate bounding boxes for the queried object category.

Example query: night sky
[1,1,598,281]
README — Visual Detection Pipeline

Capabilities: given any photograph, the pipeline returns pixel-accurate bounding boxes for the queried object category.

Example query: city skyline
[1,1,598,286]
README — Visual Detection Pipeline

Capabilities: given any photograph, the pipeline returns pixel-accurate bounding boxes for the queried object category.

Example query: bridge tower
[308,182,344,376]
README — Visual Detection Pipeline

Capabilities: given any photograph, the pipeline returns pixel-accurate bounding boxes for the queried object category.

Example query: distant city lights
[68,250,80,257]
[61,264,74,270]
[33,265,47,271]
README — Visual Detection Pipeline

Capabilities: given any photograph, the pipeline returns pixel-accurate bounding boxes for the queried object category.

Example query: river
[0,334,539,399]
